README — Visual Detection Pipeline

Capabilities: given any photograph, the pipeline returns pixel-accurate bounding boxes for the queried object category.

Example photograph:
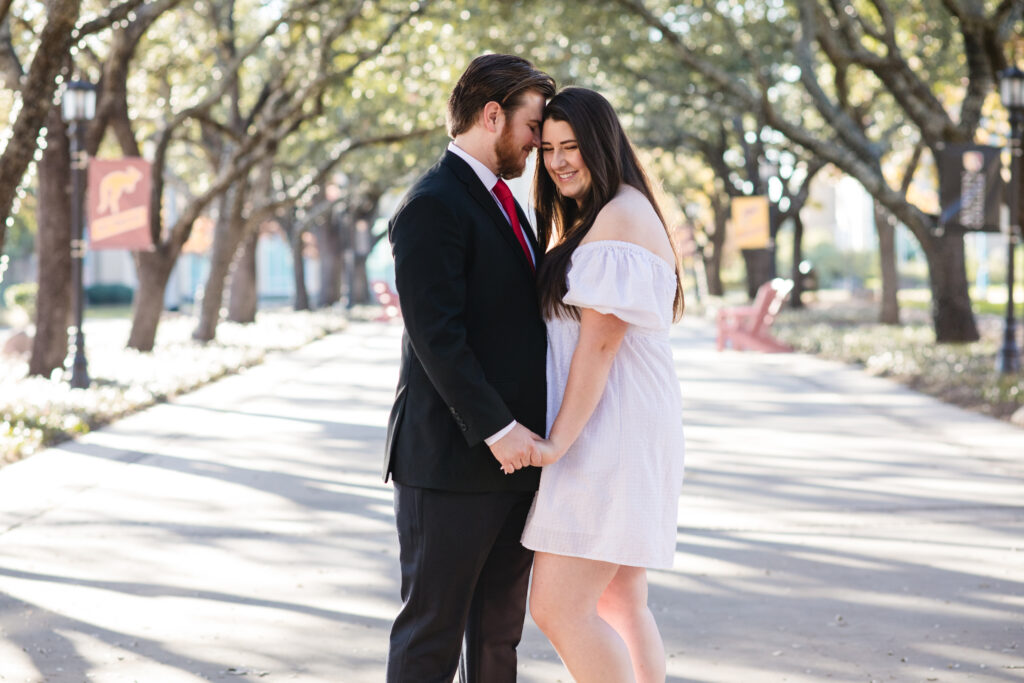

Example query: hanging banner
[731,195,771,249]
[938,144,1002,233]
[88,158,154,250]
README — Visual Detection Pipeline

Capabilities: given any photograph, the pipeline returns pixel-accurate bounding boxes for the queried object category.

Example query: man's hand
[489,423,541,474]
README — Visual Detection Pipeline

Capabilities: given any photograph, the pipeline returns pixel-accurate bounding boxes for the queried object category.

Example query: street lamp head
[1000,65,1024,112]
[61,80,97,123]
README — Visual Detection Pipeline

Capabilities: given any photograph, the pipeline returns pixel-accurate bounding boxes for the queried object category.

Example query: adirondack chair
[716,278,794,352]
[372,280,401,321]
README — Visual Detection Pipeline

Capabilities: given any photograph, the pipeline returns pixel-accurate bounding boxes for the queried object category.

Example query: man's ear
[481,101,504,133]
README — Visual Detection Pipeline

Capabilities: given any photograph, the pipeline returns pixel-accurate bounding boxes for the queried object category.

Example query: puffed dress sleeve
[563,241,675,331]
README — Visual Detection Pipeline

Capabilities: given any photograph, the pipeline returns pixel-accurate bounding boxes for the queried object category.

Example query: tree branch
[0,0,79,254]
[0,13,22,87]
[75,0,148,39]
[250,126,441,225]
[794,0,879,164]
[899,141,924,196]
[614,0,761,109]
[779,157,826,222]
[89,0,184,156]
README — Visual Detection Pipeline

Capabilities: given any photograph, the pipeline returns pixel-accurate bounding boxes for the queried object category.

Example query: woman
[520,87,686,683]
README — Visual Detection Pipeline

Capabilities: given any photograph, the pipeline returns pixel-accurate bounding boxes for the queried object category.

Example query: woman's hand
[529,437,565,466]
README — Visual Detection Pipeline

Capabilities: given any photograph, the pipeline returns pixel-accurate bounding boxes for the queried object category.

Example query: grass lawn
[84,304,134,320]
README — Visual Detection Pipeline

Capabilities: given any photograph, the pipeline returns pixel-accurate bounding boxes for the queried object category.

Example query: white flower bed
[1,308,346,464]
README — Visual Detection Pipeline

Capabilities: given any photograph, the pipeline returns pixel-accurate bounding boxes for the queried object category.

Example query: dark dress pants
[386,482,535,683]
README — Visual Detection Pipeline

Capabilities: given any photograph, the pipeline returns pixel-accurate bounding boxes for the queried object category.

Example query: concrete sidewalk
[0,318,1022,682]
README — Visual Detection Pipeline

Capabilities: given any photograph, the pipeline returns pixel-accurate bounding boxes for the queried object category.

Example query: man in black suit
[384,54,555,683]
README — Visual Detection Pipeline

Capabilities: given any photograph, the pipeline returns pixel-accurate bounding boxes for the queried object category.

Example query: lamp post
[997,66,1024,375]
[61,80,97,389]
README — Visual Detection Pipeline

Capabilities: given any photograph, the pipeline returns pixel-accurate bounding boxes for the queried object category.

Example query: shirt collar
[448,141,501,192]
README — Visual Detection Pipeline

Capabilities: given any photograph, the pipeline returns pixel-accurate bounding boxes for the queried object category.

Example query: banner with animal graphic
[87,158,154,250]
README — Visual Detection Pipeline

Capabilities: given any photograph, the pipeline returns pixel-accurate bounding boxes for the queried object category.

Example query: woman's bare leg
[597,566,666,683]
[529,552,634,682]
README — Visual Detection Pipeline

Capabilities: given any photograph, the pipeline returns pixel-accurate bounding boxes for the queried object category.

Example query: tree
[615,0,1024,342]
[0,0,150,256]
[0,0,81,259]
[185,0,434,342]
[26,0,181,377]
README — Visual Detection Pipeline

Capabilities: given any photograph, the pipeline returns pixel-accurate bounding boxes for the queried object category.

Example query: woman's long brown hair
[534,87,684,321]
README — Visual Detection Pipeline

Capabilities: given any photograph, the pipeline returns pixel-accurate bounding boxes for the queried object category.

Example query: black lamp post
[61,80,97,389]
[997,66,1024,375]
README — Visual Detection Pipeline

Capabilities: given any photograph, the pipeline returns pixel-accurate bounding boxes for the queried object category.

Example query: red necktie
[493,179,535,271]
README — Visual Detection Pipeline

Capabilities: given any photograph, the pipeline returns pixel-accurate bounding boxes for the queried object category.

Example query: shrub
[773,306,1024,421]
[3,282,37,322]
[85,283,134,305]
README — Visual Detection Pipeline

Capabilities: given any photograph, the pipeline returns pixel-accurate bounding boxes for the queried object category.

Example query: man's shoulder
[393,154,476,219]
[400,156,462,201]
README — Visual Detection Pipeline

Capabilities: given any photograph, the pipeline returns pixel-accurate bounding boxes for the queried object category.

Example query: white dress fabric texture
[521,240,686,569]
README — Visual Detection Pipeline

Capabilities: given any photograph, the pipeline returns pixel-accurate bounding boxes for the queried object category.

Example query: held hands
[490,423,541,475]
[490,425,568,474]
[528,437,564,467]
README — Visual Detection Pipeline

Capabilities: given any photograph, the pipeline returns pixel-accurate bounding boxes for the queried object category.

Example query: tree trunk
[351,252,370,305]
[348,214,375,305]
[291,227,309,311]
[28,106,72,377]
[317,213,343,307]
[227,228,258,323]
[194,202,244,342]
[704,200,727,296]
[742,249,773,300]
[127,249,175,351]
[875,201,900,325]
[789,213,806,309]
[923,230,978,342]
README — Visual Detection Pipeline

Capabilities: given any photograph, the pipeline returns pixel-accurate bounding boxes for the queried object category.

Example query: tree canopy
[2,0,1022,348]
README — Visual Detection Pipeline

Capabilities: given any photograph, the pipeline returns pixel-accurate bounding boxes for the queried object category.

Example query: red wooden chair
[716,278,794,352]
[372,281,401,321]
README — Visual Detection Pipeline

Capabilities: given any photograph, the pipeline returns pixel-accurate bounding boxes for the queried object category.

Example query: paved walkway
[0,318,1022,682]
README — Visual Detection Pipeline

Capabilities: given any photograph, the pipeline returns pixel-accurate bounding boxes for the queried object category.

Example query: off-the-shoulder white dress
[521,240,686,569]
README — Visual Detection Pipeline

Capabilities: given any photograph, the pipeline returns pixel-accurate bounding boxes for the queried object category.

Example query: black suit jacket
[384,151,546,492]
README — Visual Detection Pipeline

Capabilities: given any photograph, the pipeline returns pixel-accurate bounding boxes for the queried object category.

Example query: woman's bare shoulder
[581,186,674,262]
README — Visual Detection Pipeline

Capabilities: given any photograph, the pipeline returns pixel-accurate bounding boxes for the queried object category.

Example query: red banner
[88,158,154,251]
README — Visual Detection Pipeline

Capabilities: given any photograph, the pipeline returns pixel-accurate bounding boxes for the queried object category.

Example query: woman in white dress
[519,87,686,682]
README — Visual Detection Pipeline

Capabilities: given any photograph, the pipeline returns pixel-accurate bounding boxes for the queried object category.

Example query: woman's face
[541,119,591,204]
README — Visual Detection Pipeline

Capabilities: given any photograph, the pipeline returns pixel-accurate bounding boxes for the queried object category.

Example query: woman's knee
[529,585,570,634]
[529,576,592,634]
[530,553,618,634]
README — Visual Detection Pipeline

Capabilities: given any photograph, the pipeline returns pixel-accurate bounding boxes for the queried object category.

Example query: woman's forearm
[547,308,629,458]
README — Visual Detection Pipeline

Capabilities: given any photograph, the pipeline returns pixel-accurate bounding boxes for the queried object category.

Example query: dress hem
[521,539,674,570]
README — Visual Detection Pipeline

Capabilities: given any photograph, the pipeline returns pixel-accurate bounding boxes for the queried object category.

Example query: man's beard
[494,125,527,179]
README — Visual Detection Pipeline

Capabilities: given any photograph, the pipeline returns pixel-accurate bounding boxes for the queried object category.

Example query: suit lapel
[443,152,538,275]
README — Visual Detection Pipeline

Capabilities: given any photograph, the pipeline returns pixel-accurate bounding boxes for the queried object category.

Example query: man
[384,54,556,683]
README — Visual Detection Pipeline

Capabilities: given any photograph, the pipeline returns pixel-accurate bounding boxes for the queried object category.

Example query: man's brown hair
[447,54,556,137]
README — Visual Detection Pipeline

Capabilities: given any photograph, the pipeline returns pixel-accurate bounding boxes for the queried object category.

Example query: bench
[716,278,794,353]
